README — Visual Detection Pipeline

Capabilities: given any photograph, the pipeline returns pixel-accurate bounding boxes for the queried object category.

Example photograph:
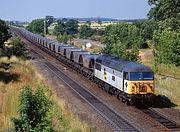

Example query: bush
[12,85,53,131]
[153,29,180,66]
[11,38,24,56]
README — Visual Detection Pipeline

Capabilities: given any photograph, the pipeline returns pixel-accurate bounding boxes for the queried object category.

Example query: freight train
[13,28,154,105]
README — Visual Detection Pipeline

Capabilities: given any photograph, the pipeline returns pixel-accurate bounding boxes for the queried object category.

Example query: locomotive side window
[112,76,115,81]
[124,72,129,80]
[95,63,101,71]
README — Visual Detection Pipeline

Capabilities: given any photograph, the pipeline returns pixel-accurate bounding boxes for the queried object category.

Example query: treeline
[26,17,104,43]
[102,0,180,65]
[0,19,25,58]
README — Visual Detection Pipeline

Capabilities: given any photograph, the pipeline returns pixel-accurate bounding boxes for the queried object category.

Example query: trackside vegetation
[0,33,94,131]
[0,56,94,131]
[12,86,53,131]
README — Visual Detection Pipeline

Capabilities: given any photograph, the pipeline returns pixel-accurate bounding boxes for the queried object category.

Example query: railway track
[15,29,180,131]
[142,108,180,130]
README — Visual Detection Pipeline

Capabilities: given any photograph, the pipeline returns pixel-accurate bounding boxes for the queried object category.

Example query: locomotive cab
[123,72,154,95]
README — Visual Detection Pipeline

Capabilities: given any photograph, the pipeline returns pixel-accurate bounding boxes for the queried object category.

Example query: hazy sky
[0,0,150,22]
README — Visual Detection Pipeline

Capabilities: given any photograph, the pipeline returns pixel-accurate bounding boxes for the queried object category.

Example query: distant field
[79,22,118,29]
[48,22,118,33]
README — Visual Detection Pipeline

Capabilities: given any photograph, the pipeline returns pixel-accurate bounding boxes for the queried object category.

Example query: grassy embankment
[0,55,94,131]
[140,49,180,107]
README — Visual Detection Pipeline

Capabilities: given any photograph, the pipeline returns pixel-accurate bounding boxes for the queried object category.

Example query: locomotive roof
[96,55,152,72]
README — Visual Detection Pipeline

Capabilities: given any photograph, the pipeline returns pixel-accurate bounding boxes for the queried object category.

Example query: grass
[155,78,180,106]
[0,56,36,131]
[0,56,94,131]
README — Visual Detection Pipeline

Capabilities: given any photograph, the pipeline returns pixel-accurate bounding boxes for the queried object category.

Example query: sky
[0,0,151,22]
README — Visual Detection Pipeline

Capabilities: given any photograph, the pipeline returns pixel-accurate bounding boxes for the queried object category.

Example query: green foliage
[102,23,142,61]
[148,0,180,21]
[110,41,139,61]
[12,85,53,131]
[153,29,180,66]
[86,20,91,27]
[11,38,24,56]
[65,19,79,35]
[134,20,158,42]
[0,19,10,48]
[26,19,44,35]
[53,19,78,36]
[53,20,66,36]
[57,33,70,43]
[79,25,94,39]
[157,18,180,32]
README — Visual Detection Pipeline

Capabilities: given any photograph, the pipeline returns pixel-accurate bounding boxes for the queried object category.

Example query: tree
[57,33,69,43]
[0,19,10,49]
[65,19,79,35]
[26,19,44,35]
[79,25,94,38]
[157,18,180,32]
[110,41,139,61]
[102,23,142,61]
[53,19,79,36]
[148,0,180,21]
[153,29,180,66]
[134,20,157,41]
[11,37,24,56]
[86,20,91,27]
[12,86,53,131]
[53,20,66,36]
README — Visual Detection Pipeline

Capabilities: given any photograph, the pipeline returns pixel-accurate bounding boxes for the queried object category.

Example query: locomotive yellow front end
[125,72,154,103]
[127,80,154,95]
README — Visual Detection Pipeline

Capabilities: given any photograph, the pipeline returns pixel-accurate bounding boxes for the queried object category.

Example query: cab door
[123,72,129,93]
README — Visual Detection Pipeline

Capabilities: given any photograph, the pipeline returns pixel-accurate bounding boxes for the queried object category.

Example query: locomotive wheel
[121,98,126,103]
[125,100,130,105]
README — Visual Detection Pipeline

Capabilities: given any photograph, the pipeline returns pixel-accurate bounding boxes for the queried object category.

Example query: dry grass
[155,78,180,107]
[0,56,38,131]
[0,56,93,131]
[51,93,93,132]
